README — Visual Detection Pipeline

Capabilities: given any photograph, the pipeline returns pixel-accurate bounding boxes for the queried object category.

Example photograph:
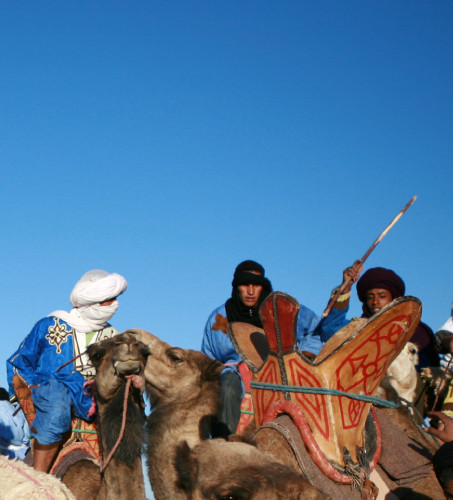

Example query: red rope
[99,377,132,474]
[55,351,86,373]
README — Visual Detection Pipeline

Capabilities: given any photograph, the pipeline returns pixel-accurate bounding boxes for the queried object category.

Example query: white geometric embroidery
[46,318,70,354]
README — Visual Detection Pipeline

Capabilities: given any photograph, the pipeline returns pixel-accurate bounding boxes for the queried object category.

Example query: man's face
[238,283,263,307]
[99,298,117,306]
[365,288,393,314]
[237,270,263,308]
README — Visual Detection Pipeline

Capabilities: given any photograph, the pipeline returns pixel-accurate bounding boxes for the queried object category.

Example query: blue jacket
[8,317,94,420]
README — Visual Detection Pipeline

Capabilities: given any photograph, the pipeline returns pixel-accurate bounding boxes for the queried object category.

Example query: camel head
[87,331,150,404]
[123,328,223,406]
[384,341,419,403]
[174,438,330,500]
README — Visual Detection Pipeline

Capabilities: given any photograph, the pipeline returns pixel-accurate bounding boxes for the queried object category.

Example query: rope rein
[248,380,442,449]
[98,376,132,474]
[55,351,87,373]
[250,381,402,409]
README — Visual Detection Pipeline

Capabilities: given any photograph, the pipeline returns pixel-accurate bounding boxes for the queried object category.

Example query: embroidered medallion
[46,318,71,354]
[213,313,229,334]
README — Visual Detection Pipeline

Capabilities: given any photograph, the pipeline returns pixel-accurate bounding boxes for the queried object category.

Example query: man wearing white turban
[7,269,127,472]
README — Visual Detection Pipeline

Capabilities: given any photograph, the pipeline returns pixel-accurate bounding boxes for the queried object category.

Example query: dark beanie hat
[234,260,265,277]
[231,260,272,290]
[356,267,406,303]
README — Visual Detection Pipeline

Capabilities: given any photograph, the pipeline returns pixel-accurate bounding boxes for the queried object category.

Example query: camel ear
[174,441,198,493]
[201,359,224,383]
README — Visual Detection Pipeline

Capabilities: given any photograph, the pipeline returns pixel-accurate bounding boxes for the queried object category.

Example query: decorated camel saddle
[229,292,422,485]
[11,374,100,476]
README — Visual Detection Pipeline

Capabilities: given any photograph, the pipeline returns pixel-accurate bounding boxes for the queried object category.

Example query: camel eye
[409,348,417,355]
[90,349,105,363]
[140,346,151,358]
[167,350,183,364]
[218,494,246,500]
[216,487,249,500]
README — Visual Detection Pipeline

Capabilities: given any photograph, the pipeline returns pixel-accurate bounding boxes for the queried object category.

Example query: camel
[0,455,76,500]
[174,437,329,500]
[384,341,420,404]
[125,328,225,500]
[126,328,329,499]
[58,332,150,500]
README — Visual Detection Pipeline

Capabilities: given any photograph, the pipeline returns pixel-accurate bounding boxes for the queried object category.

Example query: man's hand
[341,260,364,293]
[426,411,453,443]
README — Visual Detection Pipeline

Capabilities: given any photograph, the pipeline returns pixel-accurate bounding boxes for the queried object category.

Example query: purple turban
[356,267,405,303]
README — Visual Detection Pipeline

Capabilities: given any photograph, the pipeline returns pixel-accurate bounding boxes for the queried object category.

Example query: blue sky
[1,1,452,387]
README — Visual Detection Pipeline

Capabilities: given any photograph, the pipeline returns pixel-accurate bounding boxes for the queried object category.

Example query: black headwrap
[225,260,273,327]
[356,267,405,318]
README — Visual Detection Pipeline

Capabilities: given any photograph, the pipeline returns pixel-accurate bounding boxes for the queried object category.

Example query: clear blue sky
[1,1,452,386]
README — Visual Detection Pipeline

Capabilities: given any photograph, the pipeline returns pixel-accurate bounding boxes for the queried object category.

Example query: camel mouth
[114,361,144,377]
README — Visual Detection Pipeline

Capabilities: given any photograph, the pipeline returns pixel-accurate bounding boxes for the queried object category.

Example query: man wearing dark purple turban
[318,262,439,370]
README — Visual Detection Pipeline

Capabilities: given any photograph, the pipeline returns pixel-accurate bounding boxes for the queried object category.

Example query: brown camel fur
[125,328,224,500]
[174,437,330,500]
[61,332,150,500]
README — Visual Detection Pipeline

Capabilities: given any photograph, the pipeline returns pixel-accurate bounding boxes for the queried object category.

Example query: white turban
[440,317,453,335]
[70,269,128,307]
[50,270,128,334]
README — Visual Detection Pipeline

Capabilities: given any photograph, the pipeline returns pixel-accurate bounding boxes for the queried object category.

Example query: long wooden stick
[322,195,417,317]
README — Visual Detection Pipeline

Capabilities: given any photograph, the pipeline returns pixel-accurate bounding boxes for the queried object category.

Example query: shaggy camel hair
[61,332,150,500]
[174,437,330,500]
[0,455,76,500]
[125,328,224,500]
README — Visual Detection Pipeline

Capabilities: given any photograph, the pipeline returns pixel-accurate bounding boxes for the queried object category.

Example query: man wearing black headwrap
[318,262,439,370]
[201,260,321,434]
[225,260,273,328]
